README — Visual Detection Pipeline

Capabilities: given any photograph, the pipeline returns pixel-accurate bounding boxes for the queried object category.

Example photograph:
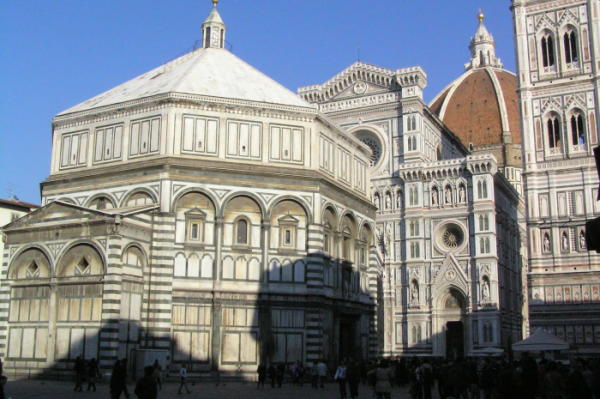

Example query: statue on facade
[410,280,419,304]
[482,279,490,301]
[431,188,438,206]
[580,230,586,250]
[385,193,392,210]
[385,224,392,256]
[562,233,569,251]
[543,234,551,253]
[445,186,452,204]
[459,185,466,203]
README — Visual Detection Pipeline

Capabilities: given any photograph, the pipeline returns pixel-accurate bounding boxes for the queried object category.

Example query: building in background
[0,2,382,378]
[511,0,600,354]
[298,14,524,358]
[0,198,39,271]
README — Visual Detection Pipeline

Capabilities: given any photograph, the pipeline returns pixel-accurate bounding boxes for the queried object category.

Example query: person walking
[420,359,434,399]
[110,359,130,399]
[257,363,267,389]
[86,358,100,392]
[334,360,348,399]
[152,360,162,391]
[276,363,285,388]
[268,363,277,388]
[73,356,85,392]
[134,366,158,399]
[178,364,191,394]
[317,359,328,388]
[369,359,394,399]
[346,360,361,399]
[310,362,319,388]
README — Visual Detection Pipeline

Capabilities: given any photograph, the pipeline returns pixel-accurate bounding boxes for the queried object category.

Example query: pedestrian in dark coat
[110,359,130,399]
[346,360,361,399]
[257,363,267,389]
[152,360,162,391]
[134,366,158,399]
[74,356,85,392]
[276,363,285,387]
[268,364,277,388]
[87,358,100,392]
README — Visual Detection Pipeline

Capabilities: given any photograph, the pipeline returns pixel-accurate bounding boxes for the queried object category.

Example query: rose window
[354,130,383,167]
[438,223,465,251]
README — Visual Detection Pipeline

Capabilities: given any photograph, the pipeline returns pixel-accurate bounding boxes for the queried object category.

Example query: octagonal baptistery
[429,13,523,193]
[1,3,382,379]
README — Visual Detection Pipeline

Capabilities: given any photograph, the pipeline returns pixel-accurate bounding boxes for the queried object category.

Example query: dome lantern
[466,10,503,70]
[202,0,226,49]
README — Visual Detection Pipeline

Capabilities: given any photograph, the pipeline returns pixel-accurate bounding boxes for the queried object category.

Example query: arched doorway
[437,288,467,359]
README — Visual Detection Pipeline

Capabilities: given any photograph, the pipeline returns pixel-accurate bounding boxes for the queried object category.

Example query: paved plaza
[3,379,412,399]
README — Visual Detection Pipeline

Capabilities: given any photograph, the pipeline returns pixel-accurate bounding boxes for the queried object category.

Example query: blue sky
[0,0,516,204]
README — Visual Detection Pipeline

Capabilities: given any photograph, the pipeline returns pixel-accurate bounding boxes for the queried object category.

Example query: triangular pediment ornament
[301,195,313,207]
[540,97,562,113]
[558,9,578,26]
[75,196,87,206]
[185,207,207,218]
[258,192,276,205]
[172,184,186,196]
[113,190,127,202]
[432,254,469,297]
[47,242,66,260]
[534,14,556,31]
[2,201,114,232]
[565,94,586,109]
[278,214,299,224]
[97,238,107,250]
[149,185,160,196]
[212,189,231,200]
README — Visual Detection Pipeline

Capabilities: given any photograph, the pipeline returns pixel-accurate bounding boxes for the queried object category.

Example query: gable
[3,201,114,231]
[431,254,469,297]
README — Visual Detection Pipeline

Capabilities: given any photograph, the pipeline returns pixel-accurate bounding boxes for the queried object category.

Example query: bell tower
[511,0,600,351]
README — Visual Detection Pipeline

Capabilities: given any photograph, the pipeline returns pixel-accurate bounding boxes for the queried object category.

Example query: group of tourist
[61,353,600,398]
[388,354,600,399]
[73,356,101,392]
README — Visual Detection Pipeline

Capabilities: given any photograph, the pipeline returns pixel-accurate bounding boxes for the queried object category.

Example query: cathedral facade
[298,15,524,357]
[512,0,600,354]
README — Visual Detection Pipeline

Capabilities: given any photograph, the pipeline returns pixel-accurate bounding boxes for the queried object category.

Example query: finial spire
[478,9,484,23]
[202,0,226,49]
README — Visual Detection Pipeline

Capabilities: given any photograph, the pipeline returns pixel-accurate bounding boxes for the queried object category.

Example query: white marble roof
[59,47,313,115]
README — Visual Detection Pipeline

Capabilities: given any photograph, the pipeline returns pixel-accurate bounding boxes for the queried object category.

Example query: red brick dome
[430,67,521,148]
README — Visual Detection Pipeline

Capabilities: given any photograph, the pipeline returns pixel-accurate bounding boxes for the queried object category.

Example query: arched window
[546,114,561,149]
[479,214,490,231]
[541,33,555,68]
[236,218,249,245]
[477,180,488,199]
[563,29,578,64]
[570,112,586,146]
[204,27,211,48]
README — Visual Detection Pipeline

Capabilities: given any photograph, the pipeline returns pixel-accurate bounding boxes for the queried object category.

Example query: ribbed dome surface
[430,67,521,147]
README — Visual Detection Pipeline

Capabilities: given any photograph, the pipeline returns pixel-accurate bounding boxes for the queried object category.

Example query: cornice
[522,0,586,13]
[53,92,317,129]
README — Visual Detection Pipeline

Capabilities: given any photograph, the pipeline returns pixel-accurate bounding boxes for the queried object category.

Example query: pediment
[185,207,207,218]
[3,201,114,231]
[329,80,392,101]
[432,254,469,295]
[278,214,299,224]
